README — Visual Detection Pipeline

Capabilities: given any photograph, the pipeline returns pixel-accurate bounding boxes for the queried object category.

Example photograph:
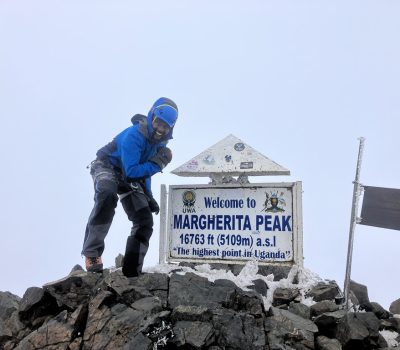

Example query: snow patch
[380,330,400,347]
[145,260,323,309]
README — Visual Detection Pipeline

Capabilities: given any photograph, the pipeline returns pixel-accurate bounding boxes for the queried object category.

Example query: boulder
[172,320,214,348]
[364,301,390,320]
[18,287,59,327]
[248,278,269,296]
[349,280,370,308]
[316,335,342,350]
[307,282,341,302]
[131,296,163,315]
[212,308,265,349]
[390,298,400,315]
[0,292,20,320]
[266,307,318,349]
[133,273,169,307]
[115,254,124,268]
[15,306,86,350]
[288,302,311,320]
[171,305,213,322]
[273,287,300,306]
[335,312,380,350]
[101,270,152,304]
[43,271,101,310]
[258,265,292,280]
[168,273,237,309]
[224,289,264,317]
[122,332,152,350]
[314,310,347,338]
[310,300,339,317]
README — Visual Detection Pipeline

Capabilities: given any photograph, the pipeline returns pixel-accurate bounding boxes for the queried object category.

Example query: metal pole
[344,137,365,309]
[159,184,168,264]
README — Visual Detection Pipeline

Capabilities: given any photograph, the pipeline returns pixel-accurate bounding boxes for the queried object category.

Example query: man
[82,97,178,277]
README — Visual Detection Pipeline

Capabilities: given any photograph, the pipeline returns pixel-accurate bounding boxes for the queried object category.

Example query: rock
[380,318,394,330]
[355,312,381,345]
[212,308,265,349]
[335,312,380,349]
[133,272,169,307]
[0,309,26,345]
[171,305,213,322]
[288,302,311,320]
[258,265,292,280]
[377,332,389,349]
[178,261,197,269]
[172,320,214,348]
[0,293,25,348]
[273,287,300,306]
[0,292,21,320]
[390,298,400,315]
[349,280,370,308]
[69,337,83,350]
[15,309,83,350]
[84,303,145,349]
[387,317,400,332]
[122,332,152,350]
[248,278,268,296]
[19,287,59,327]
[364,301,390,319]
[307,282,341,302]
[316,335,342,350]
[266,307,318,349]
[69,264,84,274]
[102,270,152,304]
[131,296,163,315]
[310,300,339,317]
[314,310,347,338]
[224,289,264,316]
[43,271,101,310]
[4,266,400,350]
[168,273,237,309]
[115,253,124,268]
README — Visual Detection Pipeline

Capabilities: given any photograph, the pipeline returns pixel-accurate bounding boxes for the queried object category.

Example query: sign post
[160,135,303,268]
[343,137,365,309]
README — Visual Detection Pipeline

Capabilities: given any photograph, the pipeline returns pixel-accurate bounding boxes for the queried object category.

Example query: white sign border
[159,182,303,267]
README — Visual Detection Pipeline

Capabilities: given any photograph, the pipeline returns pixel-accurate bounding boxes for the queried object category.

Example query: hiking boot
[85,256,103,272]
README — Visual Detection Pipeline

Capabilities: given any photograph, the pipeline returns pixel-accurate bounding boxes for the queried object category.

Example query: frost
[379,330,399,347]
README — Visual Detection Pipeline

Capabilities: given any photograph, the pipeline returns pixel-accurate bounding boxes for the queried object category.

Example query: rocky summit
[0,263,400,350]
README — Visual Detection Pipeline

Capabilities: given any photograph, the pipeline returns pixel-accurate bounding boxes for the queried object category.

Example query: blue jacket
[96,114,172,194]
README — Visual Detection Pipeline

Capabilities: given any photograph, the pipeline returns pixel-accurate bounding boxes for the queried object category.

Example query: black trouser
[82,159,153,276]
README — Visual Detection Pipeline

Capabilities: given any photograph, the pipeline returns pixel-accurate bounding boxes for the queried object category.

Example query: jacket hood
[146,97,178,142]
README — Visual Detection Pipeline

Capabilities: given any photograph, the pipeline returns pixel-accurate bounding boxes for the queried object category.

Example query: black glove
[150,147,172,170]
[148,197,160,214]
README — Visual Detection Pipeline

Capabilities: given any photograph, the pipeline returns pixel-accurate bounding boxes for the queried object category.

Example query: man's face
[152,118,171,140]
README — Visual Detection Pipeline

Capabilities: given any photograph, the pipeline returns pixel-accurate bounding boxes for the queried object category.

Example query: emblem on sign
[262,192,286,212]
[182,190,196,213]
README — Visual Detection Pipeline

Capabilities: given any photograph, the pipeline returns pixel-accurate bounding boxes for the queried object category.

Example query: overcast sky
[1,0,399,309]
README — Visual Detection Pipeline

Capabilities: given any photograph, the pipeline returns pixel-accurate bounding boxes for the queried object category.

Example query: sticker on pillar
[240,162,253,169]
[225,155,232,162]
[203,154,215,165]
[186,160,199,170]
[234,143,245,151]
[262,192,286,213]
